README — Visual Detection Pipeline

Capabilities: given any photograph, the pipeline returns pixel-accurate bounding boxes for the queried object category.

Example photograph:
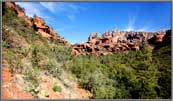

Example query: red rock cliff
[72,29,169,56]
[4,2,69,45]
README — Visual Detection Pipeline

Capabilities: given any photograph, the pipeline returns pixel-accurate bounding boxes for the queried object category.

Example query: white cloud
[39,2,56,13]
[67,15,75,22]
[15,2,43,17]
[15,2,56,27]
[125,9,140,31]
[16,2,86,22]
[136,21,153,32]
[55,25,75,32]
[126,14,137,31]
[39,2,85,21]
[15,2,86,35]
[125,27,134,31]
[137,27,149,32]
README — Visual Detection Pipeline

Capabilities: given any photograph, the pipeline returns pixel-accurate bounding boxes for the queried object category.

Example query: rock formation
[32,16,68,45]
[4,2,68,45]
[3,2,171,56]
[72,29,169,56]
[4,2,32,26]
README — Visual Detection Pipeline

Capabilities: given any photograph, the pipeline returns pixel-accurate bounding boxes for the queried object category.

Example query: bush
[52,45,72,63]
[52,83,62,92]
[2,41,10,48]
[18,47,30,57]
[46,59,62,78]
[3,49,17,73]
[24,67,40,87]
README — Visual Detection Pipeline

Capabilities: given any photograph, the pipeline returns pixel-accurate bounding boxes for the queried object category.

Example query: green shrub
[2,41,10,48]
[52,45,72,63]
[18,47,30,57]
[52,83,62,92]
[24,67,40,87]
[46,60,62,78]
[24,86,39,98]
[30,45,49,66]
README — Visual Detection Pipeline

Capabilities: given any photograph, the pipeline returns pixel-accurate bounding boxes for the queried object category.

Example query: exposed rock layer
[72,30,170,56]
[4,2,68,45]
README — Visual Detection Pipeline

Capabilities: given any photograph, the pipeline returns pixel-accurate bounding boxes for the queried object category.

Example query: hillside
[2,2,171,99]
[2,2,91,99]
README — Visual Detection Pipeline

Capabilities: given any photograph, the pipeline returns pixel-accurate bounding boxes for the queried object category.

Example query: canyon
[2,1,171,99]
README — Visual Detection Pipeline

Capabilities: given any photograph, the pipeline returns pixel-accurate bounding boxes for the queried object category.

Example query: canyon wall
[72,30,170,56]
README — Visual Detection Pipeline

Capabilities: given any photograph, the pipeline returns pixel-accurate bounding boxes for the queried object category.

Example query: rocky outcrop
[148,30,166,45]
[72,29,170,56]
[88,32,101,41]
[154,30,165,43]
[32,16,68,45]
[4,2,69,45]
[4,2,32,26]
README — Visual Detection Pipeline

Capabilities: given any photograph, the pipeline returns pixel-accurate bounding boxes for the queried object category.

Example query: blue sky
[16,2,171,44]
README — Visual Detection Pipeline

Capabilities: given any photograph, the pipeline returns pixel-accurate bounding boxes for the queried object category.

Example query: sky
[15,2,171,44]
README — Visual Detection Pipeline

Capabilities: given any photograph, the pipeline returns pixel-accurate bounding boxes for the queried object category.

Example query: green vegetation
[68,44,171,99]
[2,4,171,99]
[25,67,41,87]
[2,6,17,23]
[2,40,10,48]
[152,45,171,98]
[52,83,62,92]
[2,6,72,98]
[23,67,40,98]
